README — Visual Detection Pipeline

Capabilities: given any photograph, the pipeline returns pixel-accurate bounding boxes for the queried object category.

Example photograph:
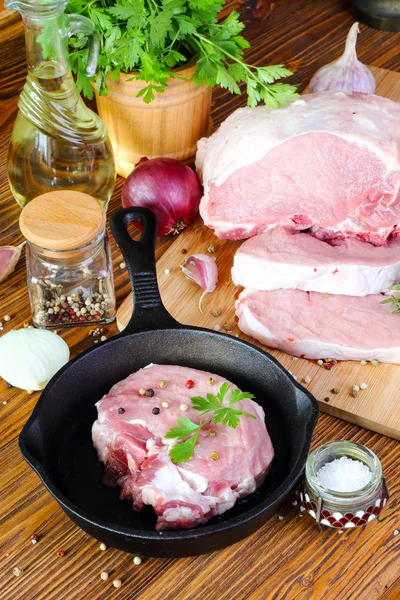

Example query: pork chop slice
[232,228,400,296]
[92,364,274,530]
[235,289,400,363]
[197,92,400,245]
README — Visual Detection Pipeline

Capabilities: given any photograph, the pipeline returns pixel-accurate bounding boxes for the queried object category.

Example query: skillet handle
[110,207,180,333]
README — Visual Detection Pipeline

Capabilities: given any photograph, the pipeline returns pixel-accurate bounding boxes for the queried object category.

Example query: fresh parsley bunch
[65,0,298,106]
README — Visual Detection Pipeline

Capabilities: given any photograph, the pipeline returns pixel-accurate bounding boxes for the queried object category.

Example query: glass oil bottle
[6,0,115,209]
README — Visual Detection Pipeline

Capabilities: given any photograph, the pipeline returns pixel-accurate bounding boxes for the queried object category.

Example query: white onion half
[0,327,70,390]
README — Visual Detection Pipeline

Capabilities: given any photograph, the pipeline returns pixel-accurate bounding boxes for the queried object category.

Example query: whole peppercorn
[185,380,194,389]
[117,407,125,414]
[133,556,142,565]
[181,249,188,255]
[207,377,214,386]
[145,388,155,397]
[158,380,167,389]
[100,571,109,581]
[31,534,39,544]
[323,397,330,403]
[152,407,160,415]
[209,451,219,461]
[56,549,65,557]
[13,567,24,577]
[139,388,146,396]
[113,579,122,588]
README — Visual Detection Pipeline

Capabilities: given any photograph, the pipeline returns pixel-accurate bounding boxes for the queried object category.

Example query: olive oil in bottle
[6,0,115,209]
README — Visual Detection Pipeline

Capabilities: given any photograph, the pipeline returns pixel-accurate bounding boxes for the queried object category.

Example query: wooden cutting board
[117,66,400,441]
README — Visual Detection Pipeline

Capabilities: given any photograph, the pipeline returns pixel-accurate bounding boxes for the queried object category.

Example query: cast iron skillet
[19,207,319,558]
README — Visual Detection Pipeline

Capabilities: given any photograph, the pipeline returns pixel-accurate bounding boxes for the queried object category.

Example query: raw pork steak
[92,364,273,530]
[232,227,400,296]
[235,289,400,363]
[197,92,400,245]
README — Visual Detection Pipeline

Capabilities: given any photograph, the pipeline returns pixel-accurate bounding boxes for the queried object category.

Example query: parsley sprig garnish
[165,383,256,464]
[381,284,400,313]
[58,1,298,106]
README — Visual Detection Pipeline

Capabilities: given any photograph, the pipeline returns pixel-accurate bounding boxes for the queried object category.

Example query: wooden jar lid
[20,191,106,251]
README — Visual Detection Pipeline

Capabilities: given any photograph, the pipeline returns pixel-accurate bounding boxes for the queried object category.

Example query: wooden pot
[94,63,213,178]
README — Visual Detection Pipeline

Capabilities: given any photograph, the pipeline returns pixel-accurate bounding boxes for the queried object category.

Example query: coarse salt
[316,456,372,493]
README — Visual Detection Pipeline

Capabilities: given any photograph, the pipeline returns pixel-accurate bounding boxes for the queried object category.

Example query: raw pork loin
[232,227,400,296]
[197,92,400,245]
[92,364,273,531]
[235,289,400,364]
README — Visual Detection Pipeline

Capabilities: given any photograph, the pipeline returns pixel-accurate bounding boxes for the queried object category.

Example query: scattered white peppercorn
[119,262,126,269]
[180,403,188,411]
[161,401,169,408]
[13,567,24,577]
[360,382,368,390]
[4,315,11,322]
[352,385,360,392]
[278,516,283,521]
[360,360,367,366]
[158,380,167,388]
[139,388,146,396]
[164,268,170,275]
[100,571,109,580]
[214,325,220,331]
[113,579,122,588]
[133,556,142,565]
[394,529,399,536]
[99,542,107,551]
[317,359,323,366]
[302,376,311,384]
[100,336,107,342]
[371,359,379,366]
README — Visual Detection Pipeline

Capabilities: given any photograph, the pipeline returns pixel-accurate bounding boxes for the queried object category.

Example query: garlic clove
[309,23,375,94]
[181,253,218,312]
[0,327,69,390]
[0,242,25,283]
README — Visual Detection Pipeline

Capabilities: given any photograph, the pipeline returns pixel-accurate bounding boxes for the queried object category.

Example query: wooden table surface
[1,1,399,599]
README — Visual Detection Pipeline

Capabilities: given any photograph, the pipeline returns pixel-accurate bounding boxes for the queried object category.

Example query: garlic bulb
[0,327,69,390]
[181,253,218,312]
[309,23,375,94]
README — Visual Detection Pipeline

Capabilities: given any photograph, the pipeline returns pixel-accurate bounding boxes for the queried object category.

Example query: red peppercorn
[57,549,65,557]
[186,380,194,389]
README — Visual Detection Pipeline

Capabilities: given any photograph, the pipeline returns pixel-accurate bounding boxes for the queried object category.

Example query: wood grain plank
[1,1,400,599]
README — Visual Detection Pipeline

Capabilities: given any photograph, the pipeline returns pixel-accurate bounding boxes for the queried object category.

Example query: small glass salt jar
[20,190,116,328]
[300,441,388,529]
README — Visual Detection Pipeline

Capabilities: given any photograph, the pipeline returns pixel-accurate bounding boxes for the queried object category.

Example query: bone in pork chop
[92,364,274,531]
[232,228,400,296]
[235,289,400,364]
[197,92,400,245]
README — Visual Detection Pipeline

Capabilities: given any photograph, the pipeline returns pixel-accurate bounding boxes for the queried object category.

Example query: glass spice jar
[300,441,388,529]
[19,190,116,328]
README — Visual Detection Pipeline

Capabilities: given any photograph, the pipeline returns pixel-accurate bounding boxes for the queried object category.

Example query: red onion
[122,157,202,236]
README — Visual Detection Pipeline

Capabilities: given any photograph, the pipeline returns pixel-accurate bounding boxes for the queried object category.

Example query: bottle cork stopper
[19,191,106,251]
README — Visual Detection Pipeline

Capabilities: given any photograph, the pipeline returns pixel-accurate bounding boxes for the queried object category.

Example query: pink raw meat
[196,93,400,245]
[92,364,274,531]
[232,227,400,296]
[235,288,400,363]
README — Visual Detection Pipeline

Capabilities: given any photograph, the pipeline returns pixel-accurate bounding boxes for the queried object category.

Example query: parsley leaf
[165,384,257,463]
[381,284,400,313]
[165,417,204,463]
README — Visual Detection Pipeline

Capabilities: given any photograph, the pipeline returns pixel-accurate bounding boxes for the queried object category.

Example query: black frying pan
[19,207,319,558]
